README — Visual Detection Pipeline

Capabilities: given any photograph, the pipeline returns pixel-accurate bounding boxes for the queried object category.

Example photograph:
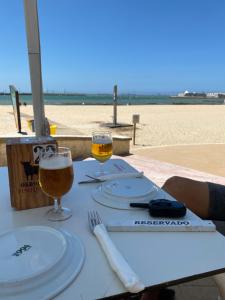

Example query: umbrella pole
[24,0,47,137]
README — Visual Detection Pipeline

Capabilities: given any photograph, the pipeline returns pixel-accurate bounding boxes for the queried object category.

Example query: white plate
[0,226,67,284]
[102,177,154,199]
[0,227,85,300]
[92,177,157,209]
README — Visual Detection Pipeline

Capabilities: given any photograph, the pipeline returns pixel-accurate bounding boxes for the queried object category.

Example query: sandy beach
[2,103,225,181]
[2,104,225,149]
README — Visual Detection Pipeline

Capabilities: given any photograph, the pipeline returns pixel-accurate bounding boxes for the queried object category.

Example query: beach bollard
[132,114,140,145]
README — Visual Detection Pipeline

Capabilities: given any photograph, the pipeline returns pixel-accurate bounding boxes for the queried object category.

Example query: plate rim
[92,184,157,209]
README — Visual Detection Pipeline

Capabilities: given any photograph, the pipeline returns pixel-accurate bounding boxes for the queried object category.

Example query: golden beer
[91,142,112,163]
[39,158,74,198]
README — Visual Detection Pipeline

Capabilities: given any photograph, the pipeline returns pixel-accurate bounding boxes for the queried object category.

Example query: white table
[1,158,225,300]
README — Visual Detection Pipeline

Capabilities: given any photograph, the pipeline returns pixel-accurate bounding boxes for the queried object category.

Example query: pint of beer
[39,147,74,221]
[39,156,74,198]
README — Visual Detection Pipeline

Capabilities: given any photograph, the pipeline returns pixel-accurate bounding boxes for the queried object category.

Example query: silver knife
[78,179,105,184]
[78,171,144,184]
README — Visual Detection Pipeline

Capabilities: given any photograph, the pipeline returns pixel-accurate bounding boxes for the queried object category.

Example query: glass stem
[57,198,62,210]
[99,162,104,175]
[54,198,62,212]
[54,199,58,211]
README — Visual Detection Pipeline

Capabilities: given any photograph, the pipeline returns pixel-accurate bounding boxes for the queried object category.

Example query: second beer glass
[91,131,112,176]
[39,147,74,221]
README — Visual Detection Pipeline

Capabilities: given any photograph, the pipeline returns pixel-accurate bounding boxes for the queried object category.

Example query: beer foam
[39,156,72,170]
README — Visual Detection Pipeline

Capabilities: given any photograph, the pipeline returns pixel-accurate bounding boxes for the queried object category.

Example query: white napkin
[94,223,145,293]
[98,171,144,181]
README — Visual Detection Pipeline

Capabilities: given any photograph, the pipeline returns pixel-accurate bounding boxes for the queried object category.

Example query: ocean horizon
[0,93,224,105]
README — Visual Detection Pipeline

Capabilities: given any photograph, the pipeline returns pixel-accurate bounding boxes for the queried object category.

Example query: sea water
[0,94,223,105]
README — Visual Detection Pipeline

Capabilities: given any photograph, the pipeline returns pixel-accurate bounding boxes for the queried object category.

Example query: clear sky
[1,0,225,94]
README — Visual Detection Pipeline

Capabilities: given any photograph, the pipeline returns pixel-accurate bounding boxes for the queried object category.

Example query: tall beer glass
[39,147,74,221]
[91,131,112,176]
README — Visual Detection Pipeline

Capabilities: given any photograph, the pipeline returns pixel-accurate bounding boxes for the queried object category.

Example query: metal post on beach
[24,0,47,137]
[113,85,118,126]
[132,114,140,145]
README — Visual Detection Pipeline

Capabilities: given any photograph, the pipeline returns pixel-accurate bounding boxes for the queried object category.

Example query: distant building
[176,91,225,98]
[179,91,207,97]
[206,92,219,98]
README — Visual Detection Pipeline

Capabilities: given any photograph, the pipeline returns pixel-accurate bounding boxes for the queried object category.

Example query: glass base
[46,207,72,221]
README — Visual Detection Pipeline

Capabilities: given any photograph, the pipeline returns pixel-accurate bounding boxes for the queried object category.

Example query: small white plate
[102,177,154,199]
[0,226,85,300]
[92,177,157,209]
[0,226,67,284]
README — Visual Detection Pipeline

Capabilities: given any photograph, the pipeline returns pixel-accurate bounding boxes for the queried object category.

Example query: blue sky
[1,0,225,94]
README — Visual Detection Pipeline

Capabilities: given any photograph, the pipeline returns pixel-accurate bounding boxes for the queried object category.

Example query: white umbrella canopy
[23,0,47,136]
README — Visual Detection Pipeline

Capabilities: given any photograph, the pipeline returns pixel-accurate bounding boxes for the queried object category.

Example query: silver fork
[88,211,103,231]
[88,210,145,293]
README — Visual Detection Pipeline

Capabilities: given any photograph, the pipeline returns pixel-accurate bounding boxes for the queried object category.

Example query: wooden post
[133,123,136,145]
[9,85,22,133]
[113,85,118,125]
[132,114,140,145]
